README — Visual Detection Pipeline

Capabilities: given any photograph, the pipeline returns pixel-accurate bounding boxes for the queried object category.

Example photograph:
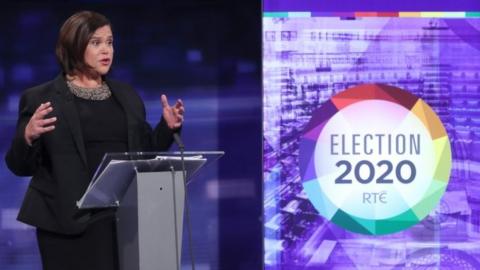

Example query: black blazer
[5,75,175,234]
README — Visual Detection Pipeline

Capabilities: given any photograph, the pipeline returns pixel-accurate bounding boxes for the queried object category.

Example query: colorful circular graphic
[300,84,452,235]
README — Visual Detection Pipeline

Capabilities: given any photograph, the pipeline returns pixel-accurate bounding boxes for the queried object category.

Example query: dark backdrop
[0,1,262,269]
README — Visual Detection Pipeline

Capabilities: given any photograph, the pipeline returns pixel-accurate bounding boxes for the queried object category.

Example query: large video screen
[263,13,480,269]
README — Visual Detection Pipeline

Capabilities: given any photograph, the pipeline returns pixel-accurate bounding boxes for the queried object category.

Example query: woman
[5,11,184,270]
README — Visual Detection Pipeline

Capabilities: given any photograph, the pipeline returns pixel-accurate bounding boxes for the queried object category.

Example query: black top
[74,95,128,179]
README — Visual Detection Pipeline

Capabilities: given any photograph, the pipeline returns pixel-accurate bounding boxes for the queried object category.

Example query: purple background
[263,16,480,269]
[264,0,480,12]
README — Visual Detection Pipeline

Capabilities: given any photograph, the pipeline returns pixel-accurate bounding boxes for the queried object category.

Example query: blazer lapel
[106,79,136,151]
[53,75,88,167]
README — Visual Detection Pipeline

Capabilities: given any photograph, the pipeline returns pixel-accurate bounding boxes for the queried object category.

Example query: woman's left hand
[161,94,184,129]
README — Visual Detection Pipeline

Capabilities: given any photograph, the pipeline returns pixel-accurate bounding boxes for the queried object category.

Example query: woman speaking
[5,10,184,270]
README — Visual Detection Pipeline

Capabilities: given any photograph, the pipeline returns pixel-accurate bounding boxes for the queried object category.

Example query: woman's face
[84,25,114,76]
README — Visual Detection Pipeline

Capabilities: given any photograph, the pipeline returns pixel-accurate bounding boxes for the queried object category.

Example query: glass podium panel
[77,151,224,209]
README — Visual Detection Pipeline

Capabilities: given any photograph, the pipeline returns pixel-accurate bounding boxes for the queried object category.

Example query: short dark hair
[55,11,111,76]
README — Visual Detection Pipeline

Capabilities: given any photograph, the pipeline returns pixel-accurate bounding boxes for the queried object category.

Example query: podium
[77,151,224,270]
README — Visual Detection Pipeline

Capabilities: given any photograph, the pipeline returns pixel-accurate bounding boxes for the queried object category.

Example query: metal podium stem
[116,171,184,270]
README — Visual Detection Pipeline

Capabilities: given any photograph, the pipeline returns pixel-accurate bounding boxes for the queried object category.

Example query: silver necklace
[67,80,112,100]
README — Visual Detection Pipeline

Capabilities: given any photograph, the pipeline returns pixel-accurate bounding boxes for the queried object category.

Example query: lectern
[77,151,223,270]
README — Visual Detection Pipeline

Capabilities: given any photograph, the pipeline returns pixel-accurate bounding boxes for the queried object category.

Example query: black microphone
[173,133,184,150]
[173,132,195,270]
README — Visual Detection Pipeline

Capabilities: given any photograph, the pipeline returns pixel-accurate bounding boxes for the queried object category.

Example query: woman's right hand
[24,102,57,146]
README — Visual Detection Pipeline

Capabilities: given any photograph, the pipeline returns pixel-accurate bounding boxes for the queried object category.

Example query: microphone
[173,133,184,150]
[173,132,195,270]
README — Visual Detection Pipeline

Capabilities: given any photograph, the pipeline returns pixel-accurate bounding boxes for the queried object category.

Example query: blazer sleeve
[134,92,179,151]
[151,116,179,151]
[110,79,180,151]
[5,92,43,176]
